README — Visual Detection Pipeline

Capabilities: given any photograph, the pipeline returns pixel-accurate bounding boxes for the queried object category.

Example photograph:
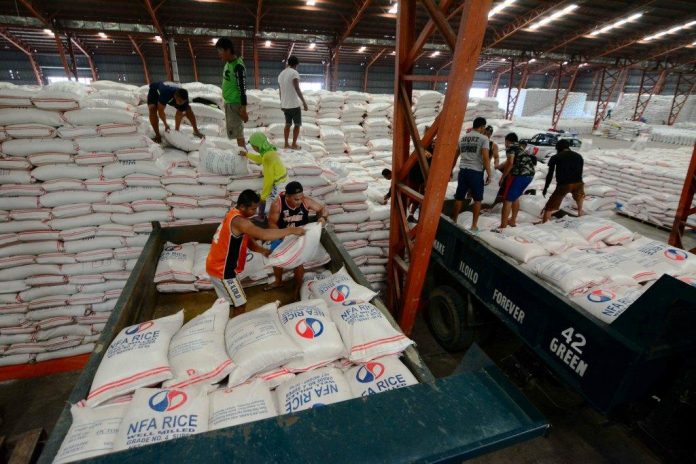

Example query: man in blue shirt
[147,81,203,143]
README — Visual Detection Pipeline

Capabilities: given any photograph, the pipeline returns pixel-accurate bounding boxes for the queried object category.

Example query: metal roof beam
[0,27,43,84]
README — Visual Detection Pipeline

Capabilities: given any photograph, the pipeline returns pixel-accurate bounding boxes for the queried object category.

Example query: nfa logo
[164,245,182,252]
[330,284,350,302]
[148,390,188,412]
[587,289,616,303]
[664,248,688,261]
[355,362,385,383]
[295,318,324,339]
[246,252,254,262]
[512,236,531,244]
[124,321,154,335]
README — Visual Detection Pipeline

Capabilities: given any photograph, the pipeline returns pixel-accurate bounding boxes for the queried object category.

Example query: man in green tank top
[215,37,248,150]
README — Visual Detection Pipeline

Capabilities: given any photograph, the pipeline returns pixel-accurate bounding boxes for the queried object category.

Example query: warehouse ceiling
[0,0,694,74]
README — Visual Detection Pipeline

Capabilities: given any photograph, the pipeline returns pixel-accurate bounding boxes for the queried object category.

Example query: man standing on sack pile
[146,82,203,143]
[266,181,328,294]
[239,132,288,219]
[278,55,309,149]
[542,139,585,222]
[206,189,305,314]
[216,37,248,150]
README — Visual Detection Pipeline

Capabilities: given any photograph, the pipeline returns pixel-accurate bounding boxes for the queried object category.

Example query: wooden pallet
[0,428,45,464]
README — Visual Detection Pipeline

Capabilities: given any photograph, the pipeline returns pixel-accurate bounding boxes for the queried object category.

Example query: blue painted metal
[432,215,696,413]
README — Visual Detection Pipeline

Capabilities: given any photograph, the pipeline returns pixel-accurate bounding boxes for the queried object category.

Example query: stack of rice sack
[598,120,652,141]
[468,97,505,120]
[54,272,417,461]
[0,82,162,367]
[364,101,392,140]
[578,146,694,227]
[470,216,696,325]
[412,90,443,128]
[650,125,696,146]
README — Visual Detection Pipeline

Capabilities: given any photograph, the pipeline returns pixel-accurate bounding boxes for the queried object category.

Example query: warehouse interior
[0,0,695,462]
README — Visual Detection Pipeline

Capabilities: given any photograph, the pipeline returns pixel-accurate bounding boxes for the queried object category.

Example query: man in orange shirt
[206,190,305,313]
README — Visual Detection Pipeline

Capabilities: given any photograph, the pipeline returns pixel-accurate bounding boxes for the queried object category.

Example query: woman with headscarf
[240,132,288,218]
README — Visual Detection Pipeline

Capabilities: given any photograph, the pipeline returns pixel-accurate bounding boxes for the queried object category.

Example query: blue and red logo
[355,362,385,383]
[148,390,188,412]
[124,321,154,335]
[664,248,688,261]
[586,289,616,303]
[295,318,324,339]
[330,285,350,303]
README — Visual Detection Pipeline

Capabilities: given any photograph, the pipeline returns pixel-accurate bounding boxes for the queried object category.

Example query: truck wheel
[427,285,475,352]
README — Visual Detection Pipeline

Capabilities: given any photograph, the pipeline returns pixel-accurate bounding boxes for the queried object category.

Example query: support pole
[668,143,696,252]
[54,33,73,79]
[129,35,151,85]
[551,63,579,129]
[187,39,199,82]
[331,49,340,91]
[389,0,492,333]
[65,33,79,79]
[70,36,98,81]
[363,48,386,92]
[505,59,515,120]
[253,0,263,89]
[668,73,696,125]
[592,67,626,129]
[508,64,528,120]
[143,0,173,80]
[0,28,43,85]
[168,37,180,82]
[632,69,667,121]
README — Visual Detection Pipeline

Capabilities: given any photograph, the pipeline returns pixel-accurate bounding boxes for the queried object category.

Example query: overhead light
[589,12,642,37]
[154,35,162,42]
[430,51,440,57]
[390,50,396,55]
[211,38,217,45]
[562,61,568,65]
[309,42,316,49]
[43,29,54,36]
[528,4,578,31]
[488,0,515,19]
[528,58,537,63]
[98,32,107,39]
[265,40,272,47]
[358,46,366,53]
[642,19,696,42]
[388,3,398,14]
[306,0,316,5]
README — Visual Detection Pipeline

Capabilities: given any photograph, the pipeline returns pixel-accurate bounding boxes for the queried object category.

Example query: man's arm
[157,103,170,131]
[248,237,271,257]
[243,152,263,164]
[305,196,328,224]
[543,156,557,196]
[174,110,184,131]
[492,143,500,169]
[185,107,203,137]
[268,199,281,229]
[235,64,248,122]
[293,78,308,111]
[234,217,304,241]
[481,146,492,184]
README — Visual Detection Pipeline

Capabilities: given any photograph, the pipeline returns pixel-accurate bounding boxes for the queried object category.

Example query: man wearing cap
[267,181,328,293]
[147,81,203,144]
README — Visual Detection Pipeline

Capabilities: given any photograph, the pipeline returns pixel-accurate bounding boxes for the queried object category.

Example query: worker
[267,181,328,294]
[498,132,536,228]
[450,117,492,231]
[239,132,288,219]
[484,125,501,170]
[215,37,248,150]
[542,139,585,223]
[278,55,309,149]
[206,189,305,314]
[147,82,203,144]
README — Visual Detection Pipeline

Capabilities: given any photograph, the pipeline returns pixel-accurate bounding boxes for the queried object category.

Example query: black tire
[426,285,475,352]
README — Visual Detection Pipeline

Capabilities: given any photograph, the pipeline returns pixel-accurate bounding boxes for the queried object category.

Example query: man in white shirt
[278,55,309,149]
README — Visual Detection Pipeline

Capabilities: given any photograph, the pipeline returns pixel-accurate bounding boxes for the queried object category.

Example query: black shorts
[283,107,302,127]
[146,84,159,106]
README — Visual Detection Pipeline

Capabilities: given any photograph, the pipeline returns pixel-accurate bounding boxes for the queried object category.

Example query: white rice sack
[113,386,208,451]
[63,108,137,126]
[53,401,129,464]
[278,299,345,372]
[623,238,696,276]
[238,251,269,281]
[164,130,204,152]
[208,379,278,430]
[154,242,196,283]
[165,299,235,389]
[86,311,184,406]
[0,108,64,126]
[309,266,376,305]
[267,223,322,269]
[225,302,302,386]
[2,139,75,156]
[199,144,249,175]
[192,243,211,280]
[329,301,413,362]
[526,254,606,294]
[570,283,645,324]
[501,225,568,255]
[75,135,148,152]
[346,356,418,397]
[479,230,549,263]
[275,366,353,414]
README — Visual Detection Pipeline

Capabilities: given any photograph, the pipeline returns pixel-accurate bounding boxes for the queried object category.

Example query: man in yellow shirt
[240,132,288,219]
